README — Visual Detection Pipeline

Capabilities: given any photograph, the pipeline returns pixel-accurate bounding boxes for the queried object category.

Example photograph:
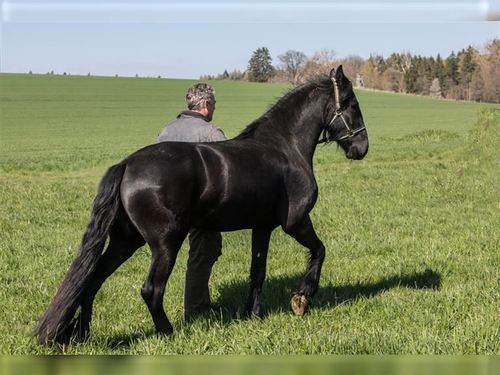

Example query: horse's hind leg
[141,232,185,336]
[284,215,325,316]
[70,227,145,341]
[246,228,272,317]
[122,185,188,335]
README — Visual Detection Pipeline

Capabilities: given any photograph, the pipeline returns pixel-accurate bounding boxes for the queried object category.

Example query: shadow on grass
[106,329,156,350]
[212,268,441,323]
[104,268,440,347]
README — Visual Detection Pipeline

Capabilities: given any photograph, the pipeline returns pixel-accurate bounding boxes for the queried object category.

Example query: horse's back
[191,141,287,230]
[122,142,200,193]
[120,140,287,232]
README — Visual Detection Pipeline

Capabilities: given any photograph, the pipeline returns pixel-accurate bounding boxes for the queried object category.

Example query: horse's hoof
[156,324,174,337]
[245,304,264,319]
[290,294,309,316]
[251,306,265,319]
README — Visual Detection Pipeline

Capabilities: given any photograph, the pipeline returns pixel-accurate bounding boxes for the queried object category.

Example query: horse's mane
[235,75,333,140]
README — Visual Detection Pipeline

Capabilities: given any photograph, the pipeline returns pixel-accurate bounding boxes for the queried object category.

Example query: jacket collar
[177,110,209,122]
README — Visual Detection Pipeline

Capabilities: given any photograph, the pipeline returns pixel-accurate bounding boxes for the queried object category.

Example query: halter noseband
[318,76,366,144]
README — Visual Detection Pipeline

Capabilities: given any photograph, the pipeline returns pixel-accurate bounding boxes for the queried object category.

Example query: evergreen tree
[433,54,447,92]
[247,47,275,82]
[372,54,387,74]
[415,56,432,95]
[446,51,459,85]
[426,56,435,76]
[459,46,477,86]
[404,64,419,93]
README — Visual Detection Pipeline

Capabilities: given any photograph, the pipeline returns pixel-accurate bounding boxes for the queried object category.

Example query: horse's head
[321,66,368,160]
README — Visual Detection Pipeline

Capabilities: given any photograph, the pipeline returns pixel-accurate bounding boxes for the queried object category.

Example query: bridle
[318,76,366,144]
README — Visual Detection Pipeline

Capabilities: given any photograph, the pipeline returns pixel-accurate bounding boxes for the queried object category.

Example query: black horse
[36,66,368,344]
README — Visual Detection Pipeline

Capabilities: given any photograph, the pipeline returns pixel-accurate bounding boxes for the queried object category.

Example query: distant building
[356,74,365,88]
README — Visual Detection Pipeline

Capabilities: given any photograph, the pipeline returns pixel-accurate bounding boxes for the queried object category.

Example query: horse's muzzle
[347,140,368,160]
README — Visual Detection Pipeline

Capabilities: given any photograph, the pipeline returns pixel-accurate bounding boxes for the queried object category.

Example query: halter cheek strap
[332,75,341,112]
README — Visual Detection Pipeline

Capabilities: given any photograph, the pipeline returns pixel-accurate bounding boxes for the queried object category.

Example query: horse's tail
[35,162,127,344]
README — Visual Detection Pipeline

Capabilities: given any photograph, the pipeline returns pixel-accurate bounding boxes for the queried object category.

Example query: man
[158,83,225,143]
[157,83,225,320]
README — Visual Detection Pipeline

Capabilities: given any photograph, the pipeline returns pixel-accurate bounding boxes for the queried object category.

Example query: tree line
[201,39,500,103]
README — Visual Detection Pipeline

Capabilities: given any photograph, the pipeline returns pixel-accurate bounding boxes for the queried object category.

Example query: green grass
[0,73,498,354]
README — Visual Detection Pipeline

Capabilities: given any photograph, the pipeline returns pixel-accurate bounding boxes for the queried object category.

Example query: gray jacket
[157,111,226,143]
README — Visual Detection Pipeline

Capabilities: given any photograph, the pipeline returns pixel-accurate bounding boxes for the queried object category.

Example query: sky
[1,0,499,79]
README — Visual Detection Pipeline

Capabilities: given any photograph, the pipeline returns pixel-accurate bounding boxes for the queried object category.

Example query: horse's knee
[281,219,299,235]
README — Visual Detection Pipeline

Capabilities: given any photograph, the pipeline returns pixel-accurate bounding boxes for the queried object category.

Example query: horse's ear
[329,67,336,79]
[335,65,344,80]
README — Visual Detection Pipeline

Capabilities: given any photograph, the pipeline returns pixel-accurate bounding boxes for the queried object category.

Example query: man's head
[186,83,216,122]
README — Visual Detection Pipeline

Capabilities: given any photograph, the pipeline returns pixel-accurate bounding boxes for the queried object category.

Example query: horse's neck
[241,85,328,164]
[287,96,326,163]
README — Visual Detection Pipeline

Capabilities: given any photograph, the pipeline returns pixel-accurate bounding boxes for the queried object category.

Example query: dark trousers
[184,229,222,320]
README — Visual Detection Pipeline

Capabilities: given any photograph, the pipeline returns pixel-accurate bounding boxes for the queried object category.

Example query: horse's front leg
[284,215,325,316]
[246,228,272,317]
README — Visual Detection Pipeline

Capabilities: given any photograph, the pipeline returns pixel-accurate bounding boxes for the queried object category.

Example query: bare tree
[482,39,500,102]
[301,49,336,80]
[386,53,412,92]
[278,50,307,84]
[429,78,442,98]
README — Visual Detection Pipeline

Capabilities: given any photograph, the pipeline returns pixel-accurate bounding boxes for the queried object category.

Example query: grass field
[0,73,498,354]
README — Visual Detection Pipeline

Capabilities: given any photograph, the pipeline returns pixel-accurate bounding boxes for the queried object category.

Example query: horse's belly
[194,199,279,231]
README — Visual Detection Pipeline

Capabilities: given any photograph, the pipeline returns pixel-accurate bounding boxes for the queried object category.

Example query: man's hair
[185,83,215,110]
